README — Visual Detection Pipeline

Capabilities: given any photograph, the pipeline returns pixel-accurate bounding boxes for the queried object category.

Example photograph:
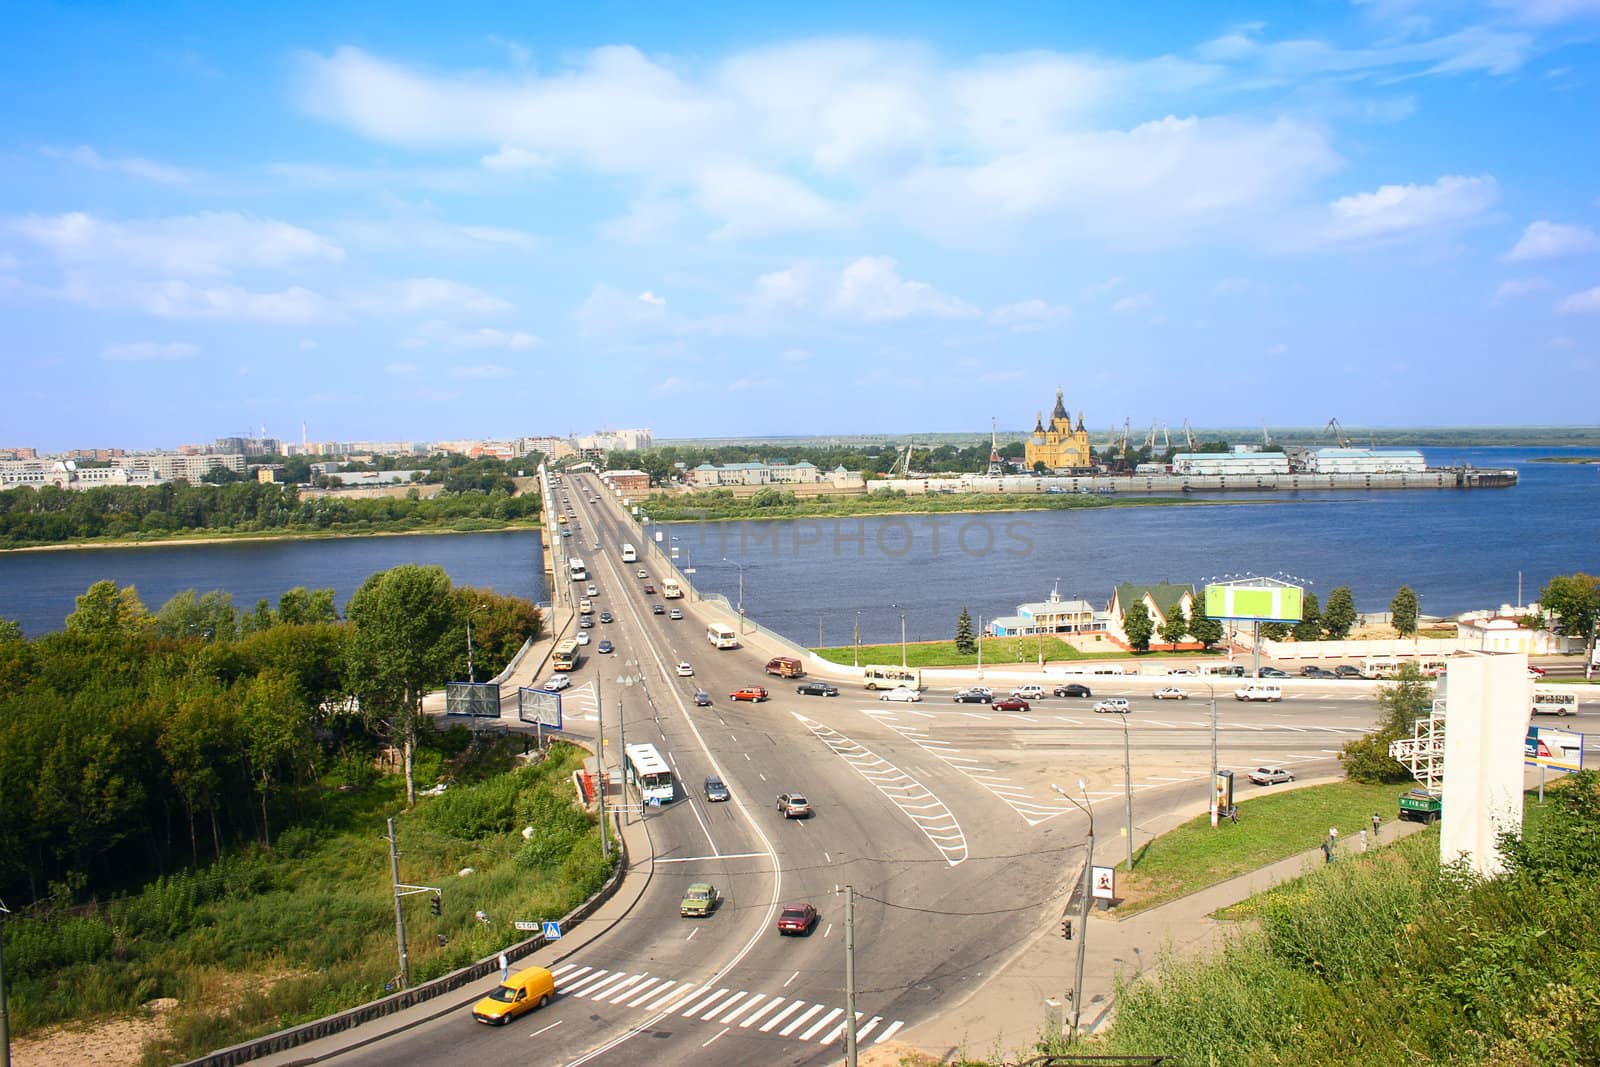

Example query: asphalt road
[322,472,1395,1067]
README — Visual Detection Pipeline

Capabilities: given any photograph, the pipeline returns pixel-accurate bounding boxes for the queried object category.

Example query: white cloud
[479,146,548,171]
[100,340,198,361]
[70,279,331,323]
[405,321,540,349]
[40,145,200,185]
[728,375,779,391]
[1489,0,1600,25]
[1082,276,1124,298]
[779,347,812,363]
[10,211,344,277]
[694,164,847,240]
[1111,293,1154,315]
[1557,286,1600,313]
[336,217,540,254]
[1492,278,1550,303]
[653,376,691,393]
[753,263,817,308]
[598,197,682,243]
[638,291,667,306]
[1506,220,1600,261]
[990,299,1070,331]
[363,277,512,315]
[833,256,978,320]
[452,363,515,379]
[1324,174,1499,241]
[575,283,670,337]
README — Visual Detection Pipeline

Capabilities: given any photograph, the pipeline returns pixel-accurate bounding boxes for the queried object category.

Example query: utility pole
[1208,681,1219,828]
[1122,716,1134,870]
[465,615,474,683]
[900,610,908,668]
[854,611,861,668]
[1053,782,1095,1039]
[595,682,610,858]
[977,614,984,679]
[388,818,410,990]
[844,884,858,1067]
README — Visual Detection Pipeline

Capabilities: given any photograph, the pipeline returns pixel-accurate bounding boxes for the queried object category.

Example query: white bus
[621,543,637,563]
[707,622,739,649]
[1361,656,1405,679]
[568,557,588,582]
[661,577,683,599]
[862,664,922,691]
[552,638,580,672]
[624,743,675,804]
[1532,689,1579,717]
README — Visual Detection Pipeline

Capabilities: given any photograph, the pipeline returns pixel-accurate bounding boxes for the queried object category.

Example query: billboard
[1205,581,1304,623]
[1525,726,1584,773]
[517,687,563,730]
[445,681,501,718]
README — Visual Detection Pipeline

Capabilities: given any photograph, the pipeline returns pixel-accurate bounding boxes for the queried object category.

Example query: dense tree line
[0,478,540,547]
[0,569,541,905]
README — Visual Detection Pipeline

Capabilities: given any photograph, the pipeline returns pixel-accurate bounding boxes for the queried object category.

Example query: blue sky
[3,1,1599,450]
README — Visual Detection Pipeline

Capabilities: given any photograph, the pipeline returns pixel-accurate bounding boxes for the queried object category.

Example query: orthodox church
[1025,387,1092,471]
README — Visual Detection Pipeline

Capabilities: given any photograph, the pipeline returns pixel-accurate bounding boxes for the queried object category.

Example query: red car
[730,687,769,702]
[993,696,1031,712]
[777,902,817,935]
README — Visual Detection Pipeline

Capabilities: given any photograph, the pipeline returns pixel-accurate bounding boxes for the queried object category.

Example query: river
[3,448,1596,642]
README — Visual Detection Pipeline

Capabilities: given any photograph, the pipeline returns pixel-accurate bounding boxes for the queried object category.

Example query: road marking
[745,753,752,761]
[704,990,747,1020]
[582,972,639,1000]
[824,851,831,862]
[651,984,699,1013]
[601,974,650,1002]
[686,928,698,941]
[654,852,767,864]
[855,1016,882,1042]
[682,794,722,857]
[784,970,800,987]
[681,987,730,1017]
[722,991,765,1024]
[795,712,969,865]
[781,1003,826,1036]
[741,996,785,1027]
[823,1011,865,1044]
[668,751,678,767]
[762,1000,806,1032]
[759,772,767,781]
[701,1026,729,1048]
[562,969,613,995]
[619,976,663,1004]
[876,1020,905,1043]
[800,1006,845,1041]
[823,923,833,938]
[551,963,584,979]
[530,1020,563,1037]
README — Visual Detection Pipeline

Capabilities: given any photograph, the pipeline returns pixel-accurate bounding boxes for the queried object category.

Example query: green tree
[154,589,238,642]
[239,668,309,844]
[954,607,976,655]
[1292,591,1322,642]
[0,617,22,643]
[1339,663,1433,783]
[1541,573,1600,674]
[1260,621,1291,641]
[345,565,457,807]
[1391,584,1420,637]
[1499,769,1600,882]
[1189,596,1222,650]
[1124,602,1153,653]
[65,580,151,636]
[1159,608,1188,648]
[1323,585,1357,640]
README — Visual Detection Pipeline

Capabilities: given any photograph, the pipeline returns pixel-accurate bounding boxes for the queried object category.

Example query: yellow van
[472,966,556,1025]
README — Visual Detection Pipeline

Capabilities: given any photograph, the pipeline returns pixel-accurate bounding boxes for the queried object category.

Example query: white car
[1094,698,1131,714]
[1152,687,1188,700]
[676,661,695,677]
[1167,667,1197,676]
[637,569,648,579]
[586,584,598,597]
[1011,684,1046,701]
[879,686,923,702]
[542,675,571,692]
[1249,767,1295,786]
[576,631,591,645]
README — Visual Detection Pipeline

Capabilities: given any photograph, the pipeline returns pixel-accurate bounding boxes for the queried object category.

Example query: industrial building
[1170,449,1291,476]
[1301,448,1426,474]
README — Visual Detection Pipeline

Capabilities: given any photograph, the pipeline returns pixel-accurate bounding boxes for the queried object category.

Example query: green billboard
[1205,582,1304,622]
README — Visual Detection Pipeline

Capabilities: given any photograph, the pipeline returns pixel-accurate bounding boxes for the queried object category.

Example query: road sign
[513,920,539,931]
[1091,865,1116,900]
[542,921,563,940]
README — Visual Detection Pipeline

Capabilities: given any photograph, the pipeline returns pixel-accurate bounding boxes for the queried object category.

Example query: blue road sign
[543,921,563,940]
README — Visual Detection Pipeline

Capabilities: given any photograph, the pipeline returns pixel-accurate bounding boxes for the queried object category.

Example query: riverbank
[640,491,1257,523]
[0,518,541,554]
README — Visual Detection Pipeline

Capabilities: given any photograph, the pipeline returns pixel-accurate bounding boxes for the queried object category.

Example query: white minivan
[1234,685,1283,702]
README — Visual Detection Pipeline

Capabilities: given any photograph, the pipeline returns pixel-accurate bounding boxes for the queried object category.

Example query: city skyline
[3,1,1599,450]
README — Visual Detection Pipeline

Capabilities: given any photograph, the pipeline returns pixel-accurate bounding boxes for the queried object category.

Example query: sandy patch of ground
[10,999,175,1067]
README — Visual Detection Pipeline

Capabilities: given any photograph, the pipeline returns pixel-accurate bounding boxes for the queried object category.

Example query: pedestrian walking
[1372,812,1382,838]
[1320,840,1332,864]
[499,951,509,983]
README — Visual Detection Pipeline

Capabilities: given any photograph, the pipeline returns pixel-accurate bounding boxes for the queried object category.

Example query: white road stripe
[701,1026,729,1048]
[703,990,746,1020]
[554,964,590,984]
[720,991,763,1024]
[762,1001,807,1032]
[780,1003,826,1036]
[597,973,647,1002]
[562,969,613,995]
[551,963,579,978]
[823,1011,864,1044]
[681,987,730,1017]
[650,983,698,1012]
[855,1016,882,1042]
[875,1020,905,1043]
[579,972,638,1000]
[801,1006,845,1041]
[741,997,785,1028]
[620,977,663,1005]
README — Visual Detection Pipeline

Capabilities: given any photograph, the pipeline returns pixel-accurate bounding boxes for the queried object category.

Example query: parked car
[541,675,571,692]
[954,689,993,704]
[776,793,812,818]
[777,902,817,935]
[676,661,695,677]
[1304,666,1337,678]
[471,966,556,1025]
[796,681,839,697]
[704,775,729,801]
[1167,667,1197,676]
[1256,666,1288,678]
[1152,686,1188,700]
[879,686,922,702]
[652,603,665,615]
[1094,698,1131,714]
[693,689,713,707]
[669,608,683,620]
[597,639,614,654]
[1248,767,1295,786]
[994,696,1031,712]
[599,611,614,624]
[1334,665,1363,679]
[1053,683,1092,698]
[730,687,769,702]
[1011,684,1046,701]
[576,631,591,645]
[680,882,719,917]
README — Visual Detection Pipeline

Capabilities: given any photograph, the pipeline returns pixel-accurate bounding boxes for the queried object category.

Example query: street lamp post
[854,610,861,668]
[1120,715,1134,870]
[722,558,745,633]
[615,662,642,825]
[977,614,984,679]
[899,608,908,668]
[1202,679,1219,828]
[1052,780,1095,1039]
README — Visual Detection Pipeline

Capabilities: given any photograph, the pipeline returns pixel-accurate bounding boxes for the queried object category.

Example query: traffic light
[430,893,442,916]
[1061,919,1073,941]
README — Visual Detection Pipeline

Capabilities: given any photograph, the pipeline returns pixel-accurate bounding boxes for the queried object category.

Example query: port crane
[1180,419,1196,450]
[1325,418,1352,448]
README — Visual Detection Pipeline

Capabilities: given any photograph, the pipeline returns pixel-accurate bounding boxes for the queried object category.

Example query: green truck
[1398,789,1442,824]
[680,882,718,918]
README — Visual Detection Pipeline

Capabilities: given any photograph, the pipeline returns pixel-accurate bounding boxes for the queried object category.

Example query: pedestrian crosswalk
[549,961,906,1046]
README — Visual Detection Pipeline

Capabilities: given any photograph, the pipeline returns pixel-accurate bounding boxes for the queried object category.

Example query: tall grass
[8,740,613,1066]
